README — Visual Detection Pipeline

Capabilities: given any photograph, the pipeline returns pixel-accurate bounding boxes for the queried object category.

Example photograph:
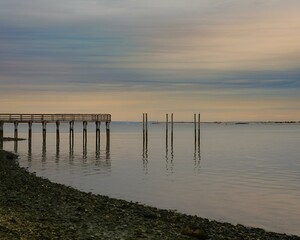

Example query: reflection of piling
[42,135,46,162]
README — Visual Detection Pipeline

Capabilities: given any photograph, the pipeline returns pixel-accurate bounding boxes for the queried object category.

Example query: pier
[0,114,111,151]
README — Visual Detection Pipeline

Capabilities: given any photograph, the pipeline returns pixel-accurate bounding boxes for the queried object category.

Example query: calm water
[2,122,300,236]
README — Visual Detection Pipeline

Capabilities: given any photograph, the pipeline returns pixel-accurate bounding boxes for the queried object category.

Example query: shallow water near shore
[2,122,300,236]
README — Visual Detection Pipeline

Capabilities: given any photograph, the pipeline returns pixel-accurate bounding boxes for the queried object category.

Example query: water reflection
[165,123,174,173]
[142,131,148,173]
[194,139,201,172]
[42,138,46,163]
[69,131,74,154]
[23,132,111,172]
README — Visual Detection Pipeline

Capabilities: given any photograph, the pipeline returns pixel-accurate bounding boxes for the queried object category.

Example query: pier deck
[0,114,111,150]
[0,114,111,123]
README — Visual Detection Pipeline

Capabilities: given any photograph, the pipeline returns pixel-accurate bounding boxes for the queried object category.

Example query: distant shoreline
[0,149,299,239]
[150,121,300,124]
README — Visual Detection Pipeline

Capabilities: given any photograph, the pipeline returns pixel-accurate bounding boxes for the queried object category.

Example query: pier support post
[143,113,145,144]
[194,114,197,146]
[14,121,18,139]
[42,121,47,141]
[166,113,169,148]
[56,121,60,149]
[106,122,110,151]
[69,121,74,153]
[28,122,32,141]
[28,122,32,152]
[69,121,74,133]
[171,113,174,149]
[0,122,3,140]
[198,113,200,145]
[83,121,87,150]
[96,121,101,152]
[143,113,148,149]
[0,122,3,150]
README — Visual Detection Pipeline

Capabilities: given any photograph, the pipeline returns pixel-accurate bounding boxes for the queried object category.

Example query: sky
[0,0,300,121]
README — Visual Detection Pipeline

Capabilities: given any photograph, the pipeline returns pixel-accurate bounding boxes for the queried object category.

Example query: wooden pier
[0,114,111,150]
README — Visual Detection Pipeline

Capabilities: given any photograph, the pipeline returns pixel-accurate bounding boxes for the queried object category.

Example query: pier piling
[198,114,200,145]
[171,113,174,148]
[14,122,18,139]
[0,122,3,140]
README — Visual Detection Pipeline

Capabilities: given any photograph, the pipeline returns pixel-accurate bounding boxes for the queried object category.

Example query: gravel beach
[0,150,299,240]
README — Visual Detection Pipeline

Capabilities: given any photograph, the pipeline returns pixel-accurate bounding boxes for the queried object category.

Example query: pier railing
[0,114,111,123]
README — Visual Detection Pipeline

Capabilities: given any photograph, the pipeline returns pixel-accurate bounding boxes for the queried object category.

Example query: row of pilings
[142,113,201,156]
[0,121,110,152]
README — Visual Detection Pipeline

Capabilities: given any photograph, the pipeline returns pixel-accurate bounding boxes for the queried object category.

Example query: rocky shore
[0,150,299,240]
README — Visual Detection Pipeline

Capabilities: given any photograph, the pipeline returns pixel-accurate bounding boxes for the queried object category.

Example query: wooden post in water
[143,113,145,147]
[142,113,148,153]
[0,122,3,150]
[171,113,174,149]
[56,121,60,150]
[14,121,18,139]
[96,121,101,152]
[106,122,110,152]
[83,121,87,141]
[198,113,200,146]
[83,121,88,157]
[28,122,32,141]
[145,113,148,147]
[166,113,169,151]
[42,121,47,143]
[0,122,3,140]
[194,114,197,146]
[69,121,74,152]
[28,122,32,152]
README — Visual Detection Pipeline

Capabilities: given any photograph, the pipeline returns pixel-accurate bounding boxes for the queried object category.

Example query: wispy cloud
[0,0,299,120]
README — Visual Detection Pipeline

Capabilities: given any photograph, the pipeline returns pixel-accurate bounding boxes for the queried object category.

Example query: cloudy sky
[1,0,299,121]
